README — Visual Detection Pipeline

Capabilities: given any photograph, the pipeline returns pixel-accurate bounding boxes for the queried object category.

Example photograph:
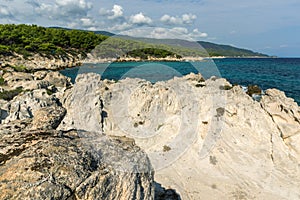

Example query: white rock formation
[1,53,81,70]
[58,73,103,133]
[58,72,300,199]
[3,89,59,123]
[2,71,71,92]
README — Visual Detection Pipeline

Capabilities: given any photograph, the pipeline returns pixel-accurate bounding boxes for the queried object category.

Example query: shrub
[12,65,27,72]
[0,87,23,101]
[163,145,171,152]
[247,85,262,96]
[46,88,54,95]
[0,76,5,85]
[219,85,233,90]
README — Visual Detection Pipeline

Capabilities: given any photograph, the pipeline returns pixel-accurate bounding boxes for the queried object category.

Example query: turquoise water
[60,58,300,105]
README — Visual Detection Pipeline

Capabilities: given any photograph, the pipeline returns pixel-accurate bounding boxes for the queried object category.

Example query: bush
[247,85,262,96]
[0,45,11,56]
[12,65,27,72]
[0,87,23,101]
[46,88,54,95]
[0,76,5,85]
[219,85,233,90]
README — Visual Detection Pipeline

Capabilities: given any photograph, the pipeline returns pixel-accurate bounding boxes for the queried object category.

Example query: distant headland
[0,24,269,70]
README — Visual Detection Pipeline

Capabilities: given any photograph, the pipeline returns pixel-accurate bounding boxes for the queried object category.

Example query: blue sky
[0,0,299,57]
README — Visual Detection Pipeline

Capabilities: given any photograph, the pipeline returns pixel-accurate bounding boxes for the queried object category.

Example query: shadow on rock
[155,182,181,200]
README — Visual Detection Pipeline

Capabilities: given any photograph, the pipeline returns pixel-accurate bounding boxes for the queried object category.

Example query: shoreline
[0,53,278,70]
[82,56,276,64]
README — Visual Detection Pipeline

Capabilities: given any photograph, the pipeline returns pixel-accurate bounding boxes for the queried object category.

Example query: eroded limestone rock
[2,71,300,199]
[0,127,154,200]
[59,73,300,199]
[58,73,103,133]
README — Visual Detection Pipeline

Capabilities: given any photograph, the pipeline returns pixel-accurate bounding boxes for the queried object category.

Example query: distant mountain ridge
[197,41,268,57]
[0,24,268,60]
[50,26,268,57]
[49,26,115,36]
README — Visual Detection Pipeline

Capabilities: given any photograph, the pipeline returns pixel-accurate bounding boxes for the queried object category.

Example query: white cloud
[106,10,153,31]
[35,0,93,21]
[100,4,124,20]
[55,0,92,9]
[129,12,152,25]
[160,13,197,25]
[66,18,97,30]
[110,5,123,19]
[182,14,197,24]
[160,15,181,25]
[120,27,207,41]
[0,1,207,41]
[190,28,208,38]
[172,27,189,34]
[109,22,132,31]
[0,6,11,16]
[171,27,208,39]
[80,17,96,27]
[99,7,152,31]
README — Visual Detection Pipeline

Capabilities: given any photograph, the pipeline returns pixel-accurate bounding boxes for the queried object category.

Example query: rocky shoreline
[0,53,82,71]
[82,55,270,64]
[0,60,300,199]
[83,54,205,63]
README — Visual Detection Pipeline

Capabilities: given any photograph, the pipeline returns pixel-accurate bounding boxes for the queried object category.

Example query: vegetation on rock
[0,76,5,85]
[0,86,23,101]
[11,65,28,72]
[247,85,262,96]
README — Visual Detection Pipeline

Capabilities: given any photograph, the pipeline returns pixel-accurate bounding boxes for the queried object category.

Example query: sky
[0,0,299,57]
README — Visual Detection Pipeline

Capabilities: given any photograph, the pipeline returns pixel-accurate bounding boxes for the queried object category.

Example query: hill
[198,41,268,57]
[0,24,268,62]
[0,24,108,59]
[50,26,115,36]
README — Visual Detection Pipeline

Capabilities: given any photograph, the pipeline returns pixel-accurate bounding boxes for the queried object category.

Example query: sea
[60,58,300,105]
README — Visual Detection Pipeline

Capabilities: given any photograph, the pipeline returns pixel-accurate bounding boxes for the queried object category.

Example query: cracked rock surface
[1,70,300,199]
[0,71,155,200]
[59,73,300,199]
[0,124,154,200]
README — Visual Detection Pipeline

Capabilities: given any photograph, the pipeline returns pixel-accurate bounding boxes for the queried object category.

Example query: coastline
[82,55,274,64]
[0,53,82,71]
[82,55,205,64]
[1,70,300,199]
[1,52,300,199]
[0,53,275,70]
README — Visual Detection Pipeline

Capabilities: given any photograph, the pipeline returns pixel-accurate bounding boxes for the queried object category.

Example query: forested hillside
[0,24,107,58]
[0,24,267,60]
[198,41,267,57]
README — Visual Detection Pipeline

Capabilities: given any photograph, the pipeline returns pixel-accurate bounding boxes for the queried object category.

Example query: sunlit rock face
[60,73,300,199]
[1,71,300,199]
